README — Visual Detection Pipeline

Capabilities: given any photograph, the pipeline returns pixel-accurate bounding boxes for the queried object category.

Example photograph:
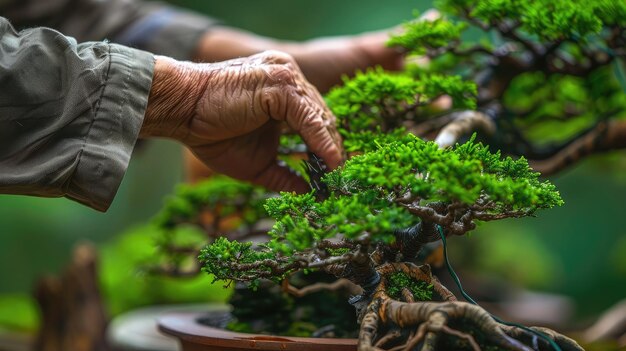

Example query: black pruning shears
[302,152,330,201]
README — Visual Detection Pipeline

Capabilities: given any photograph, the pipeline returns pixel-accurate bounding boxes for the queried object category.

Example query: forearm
[193,26,403,93]
[0,17,154,211]
[192,26,298,62]
[141,56,206,140]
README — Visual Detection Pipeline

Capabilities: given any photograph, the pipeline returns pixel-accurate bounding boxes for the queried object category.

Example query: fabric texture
[0,0,217,60]
[0,17,154,211]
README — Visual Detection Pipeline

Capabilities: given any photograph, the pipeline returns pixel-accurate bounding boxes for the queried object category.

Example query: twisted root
[357,263,584,351]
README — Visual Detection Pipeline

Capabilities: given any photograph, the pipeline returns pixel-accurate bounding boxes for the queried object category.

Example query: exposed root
[358,299,383,351]
[421,331,439,351]
[440,325,480,351]
[401,288,415,303]
[399,323,429,351]
[503,325,584,351]
[430,275,456,302]
[582,299,626,346]
[374,330,402,349]
[382,301,532,351]
[355,263,581,351]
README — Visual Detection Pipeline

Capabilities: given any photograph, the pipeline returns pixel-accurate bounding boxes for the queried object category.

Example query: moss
[327,248,351,256]
[225,320,254,334]
[387,272,433,301]
[285,322,318,337]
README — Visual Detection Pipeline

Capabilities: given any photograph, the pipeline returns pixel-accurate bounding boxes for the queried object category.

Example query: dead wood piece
[33,243,109,351]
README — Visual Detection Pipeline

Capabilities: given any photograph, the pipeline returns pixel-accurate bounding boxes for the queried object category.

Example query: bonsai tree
[198,135,578,350]
[382,0,626,174]
[146,1,626,349]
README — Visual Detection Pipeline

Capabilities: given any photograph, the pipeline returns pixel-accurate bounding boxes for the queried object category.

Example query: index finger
[298,76,346,170]
[287,94,344,170]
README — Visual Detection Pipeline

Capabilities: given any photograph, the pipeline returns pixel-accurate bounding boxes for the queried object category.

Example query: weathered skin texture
[143,51,344,193]
[184,29,406,183]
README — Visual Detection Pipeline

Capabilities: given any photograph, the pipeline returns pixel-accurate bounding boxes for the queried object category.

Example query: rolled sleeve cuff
[67,44,154,211]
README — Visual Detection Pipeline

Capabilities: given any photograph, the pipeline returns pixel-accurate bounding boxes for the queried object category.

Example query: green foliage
[387,272,434,301]
[470,224,560,288]
[417,73,477,109]
[0,295,38,332]
[325,68,422,138]
[390,0,626,150]
[592,0,626,26]
[388,15,467,54]
[610,235,626,277]
[285,321,319,337]
[279,134,304,150]
[505,68,626,144]
[201,136,562,285]
[340,128,414,153]
[327,247,351,256]
[262,186,414,253]
[265,187,416,247]
[325,68,476,152]
[151,225,207,275]
[199,237,277,286]
[150,176,271,275]
[264,192,327,254]
[320,190,413,242]
[225,320,254,333]
[100,225,231,316]
[435,0,624,39]
[520,1,602,39]
[154,176,267,230]
[328,135,562,211]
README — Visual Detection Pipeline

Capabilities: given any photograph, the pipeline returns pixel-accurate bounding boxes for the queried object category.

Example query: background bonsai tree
[383,0,626,174]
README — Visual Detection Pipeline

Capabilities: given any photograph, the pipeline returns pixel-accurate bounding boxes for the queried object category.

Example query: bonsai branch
[281,277,363,297]
[529,119,626,175]
[434,110,495,148]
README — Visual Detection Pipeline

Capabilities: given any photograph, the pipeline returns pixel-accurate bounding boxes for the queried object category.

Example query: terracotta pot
[158,312,357,351]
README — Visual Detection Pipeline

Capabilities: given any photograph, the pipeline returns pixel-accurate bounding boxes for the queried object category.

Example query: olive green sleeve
[0,17,155,211]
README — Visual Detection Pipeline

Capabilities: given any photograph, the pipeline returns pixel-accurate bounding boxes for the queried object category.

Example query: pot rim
[158,311,358,351]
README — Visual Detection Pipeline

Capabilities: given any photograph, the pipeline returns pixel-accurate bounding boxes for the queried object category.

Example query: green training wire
[436,225,562,351]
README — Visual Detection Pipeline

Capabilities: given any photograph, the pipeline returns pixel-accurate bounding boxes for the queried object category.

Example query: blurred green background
[1,0,625,334]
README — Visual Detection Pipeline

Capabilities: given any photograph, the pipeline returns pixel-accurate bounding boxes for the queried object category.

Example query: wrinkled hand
[142,51,343,192]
